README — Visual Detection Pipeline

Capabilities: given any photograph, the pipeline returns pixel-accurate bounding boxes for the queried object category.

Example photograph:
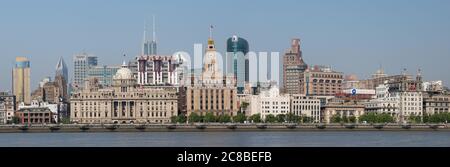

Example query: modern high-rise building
[55,57,68,85]
[73,52,98,88]
[87,65,120,87]
[282,39,308,94]
[226,35,249,94]
[12,57,31,105]
[142,16,157,55]
[55,57,68,101]
[129,17,185,86]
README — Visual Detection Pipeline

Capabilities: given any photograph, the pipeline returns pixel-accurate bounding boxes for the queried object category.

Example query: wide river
[1,131,450,147]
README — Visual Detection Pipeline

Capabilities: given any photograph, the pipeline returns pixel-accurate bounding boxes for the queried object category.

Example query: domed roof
[114,61,133,80]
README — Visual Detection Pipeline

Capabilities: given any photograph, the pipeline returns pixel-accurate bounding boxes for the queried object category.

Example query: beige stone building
[290,94,321,123]
[282,39,308,94]
[299,66,344,96]
[322,100,365,123]
[70,63,178,124]
[423,93,449,115]
[185,35,239,117]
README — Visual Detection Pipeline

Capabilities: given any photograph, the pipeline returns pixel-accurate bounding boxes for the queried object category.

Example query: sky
[1,0,450,91]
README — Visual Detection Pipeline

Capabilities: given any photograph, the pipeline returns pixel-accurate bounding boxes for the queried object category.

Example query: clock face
[232,36,238,42]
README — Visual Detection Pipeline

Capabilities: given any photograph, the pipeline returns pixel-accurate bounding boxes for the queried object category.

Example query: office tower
[12,57,31,105]
[55,57,68,99]
[143,16,157,55]
[87,65,120,87]
[73,52,98,87]
[226,35,249,94]
[282,39,308,94]
[55,57,68,84]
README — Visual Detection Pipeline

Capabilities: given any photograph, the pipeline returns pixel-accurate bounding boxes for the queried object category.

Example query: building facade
[365,78,423,123]
[226,35,249,93]
[16,107,55,124]
[0,92,16,124]
[299,65,344,96]
[423,93,449,115]
[248,86,290,121]
[290,94,321,123]
[87,65,120,87]
[70,62,178,124]
[322,100,365,124]
[129,55,184,86]
[18,100,60,124]
[186,34,239,118]
[73,53,98,87]
[13,56,31,105]
[282,39,308,94]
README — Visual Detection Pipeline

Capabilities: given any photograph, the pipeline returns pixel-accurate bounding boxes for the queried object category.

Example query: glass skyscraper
[73,53,98,87]
[226,35,249,93]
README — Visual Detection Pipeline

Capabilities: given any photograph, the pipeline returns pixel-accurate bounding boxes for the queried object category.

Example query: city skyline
[1,0,450,91]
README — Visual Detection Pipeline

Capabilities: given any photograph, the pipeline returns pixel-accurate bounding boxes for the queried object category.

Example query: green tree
[276,114,286,123]
[408,115,422,124]
[10,116,20,124]
[342,115,349,123]
[60,117,71,124]
[217,115,231,123]
[204,113,217,123]
[423,114,430,123]
[427,113,450,123]
[265,114,277,123]
[171,116,177,123]
[359,113,377,123]
[286,113,299,123]
[348,116,356,123]
[377,113,394,123]
[233,113,247,123]
[240,102,250,113]
[330,114,342,123]
[299,115,312,123]
[250,114,262,123]
[188,113,202,123]
[176,114,187,123]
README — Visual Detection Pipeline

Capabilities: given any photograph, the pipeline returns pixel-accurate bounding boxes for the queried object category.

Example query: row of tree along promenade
[175,112,450,124]
[2,113,449,133]
[1,122,449,133]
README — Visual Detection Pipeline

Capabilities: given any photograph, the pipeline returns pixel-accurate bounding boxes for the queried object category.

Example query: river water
[1,131,449,147]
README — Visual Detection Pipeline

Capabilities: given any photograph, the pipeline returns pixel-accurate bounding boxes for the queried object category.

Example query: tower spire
[209,25,213,39]
[152,15,156,42]
[142,20,148,55]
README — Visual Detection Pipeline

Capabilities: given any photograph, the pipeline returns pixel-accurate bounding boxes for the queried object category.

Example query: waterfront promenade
[0,123,449,133]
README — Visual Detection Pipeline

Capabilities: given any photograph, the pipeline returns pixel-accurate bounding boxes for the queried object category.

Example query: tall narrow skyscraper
[55,57,69,101]
[12,57,31,105]
[226,35,249,93]
[56,57,68,83]
[282,39,308,94]
[142,16,157,55]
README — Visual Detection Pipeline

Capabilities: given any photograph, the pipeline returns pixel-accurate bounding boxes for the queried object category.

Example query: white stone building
[365,84,423,123]
[290,95,321,123]
[249,86,290,121]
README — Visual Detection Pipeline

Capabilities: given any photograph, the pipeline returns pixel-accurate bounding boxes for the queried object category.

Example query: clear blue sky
[1,0,450,91]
